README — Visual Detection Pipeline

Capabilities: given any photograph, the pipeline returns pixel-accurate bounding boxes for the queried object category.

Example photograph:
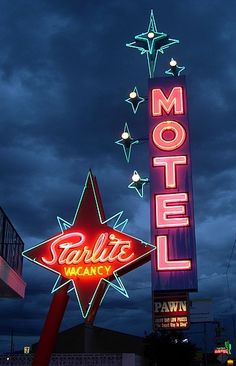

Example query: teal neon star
[165,58,185,76]
[125,86,145,114]
[115,122,139,163]
[126,10,179,78]
[128,170,149,198]
[135,10,167,55]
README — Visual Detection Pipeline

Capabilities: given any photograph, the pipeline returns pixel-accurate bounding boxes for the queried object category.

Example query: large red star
[22,171,155,319]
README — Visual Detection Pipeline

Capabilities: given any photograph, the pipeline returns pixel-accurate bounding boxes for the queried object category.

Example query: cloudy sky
[1,0,236,354]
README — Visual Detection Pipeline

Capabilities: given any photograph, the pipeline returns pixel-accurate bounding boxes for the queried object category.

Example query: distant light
[227,359,234,366]
[24,346,30,354]
[121,132,130,140]
[182,338,189,343]
[129,91,137,99]
[170,58,177,67]
[148,32,155,39]
[6,357,10,361]
[132,172,141,183]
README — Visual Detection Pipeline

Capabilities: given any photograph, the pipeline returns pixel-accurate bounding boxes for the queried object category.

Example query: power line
[226,234,236,276]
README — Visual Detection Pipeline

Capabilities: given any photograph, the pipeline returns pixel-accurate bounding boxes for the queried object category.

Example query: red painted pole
[85,281,109,325]
[32,281,70,366]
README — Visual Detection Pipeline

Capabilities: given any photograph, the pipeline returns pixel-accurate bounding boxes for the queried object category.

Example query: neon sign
[214,341,232,355]
[22,171,155,319]
[152,120,186,151]
[149,76,197,292]
[152,87,184,116]
[153,156,187,188]
[153,292,190,330]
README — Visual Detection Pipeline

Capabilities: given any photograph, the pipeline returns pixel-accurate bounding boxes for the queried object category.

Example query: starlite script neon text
[41,232,135,278]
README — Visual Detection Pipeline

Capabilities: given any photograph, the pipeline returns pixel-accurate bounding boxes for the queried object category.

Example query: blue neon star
[126,10,179,77]
[115,123,139,163]
[128,170,149,198]
[125,86,145,114]
[165,58,186,76]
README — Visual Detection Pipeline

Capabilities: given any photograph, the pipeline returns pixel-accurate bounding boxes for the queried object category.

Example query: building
[32,323,145,355]
[0,207,26,298]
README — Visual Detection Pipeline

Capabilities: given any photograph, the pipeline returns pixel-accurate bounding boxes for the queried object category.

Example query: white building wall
[0,353,144,366]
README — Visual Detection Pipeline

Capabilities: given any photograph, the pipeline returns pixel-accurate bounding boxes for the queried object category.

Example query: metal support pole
[10,329,14,354]
[204,322,208,366]
[32,281,70,366]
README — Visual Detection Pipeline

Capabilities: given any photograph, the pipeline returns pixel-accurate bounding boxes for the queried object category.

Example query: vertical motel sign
[148,76,197,293]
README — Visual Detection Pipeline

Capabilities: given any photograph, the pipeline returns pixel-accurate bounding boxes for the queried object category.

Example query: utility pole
[10,328,14,354]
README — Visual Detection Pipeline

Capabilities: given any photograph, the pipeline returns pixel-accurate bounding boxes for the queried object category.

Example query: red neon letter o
[152,120,186,151]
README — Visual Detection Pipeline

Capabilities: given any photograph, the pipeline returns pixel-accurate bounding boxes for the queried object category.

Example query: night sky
[0,0,236,354]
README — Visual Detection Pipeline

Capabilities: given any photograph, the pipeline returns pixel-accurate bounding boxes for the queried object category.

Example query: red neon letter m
[152,87,184,116]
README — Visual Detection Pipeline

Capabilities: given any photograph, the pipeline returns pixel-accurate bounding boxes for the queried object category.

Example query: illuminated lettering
[214,348,228,355]
[155,193,189,228]
[149,79,197,288]
[152,87,184,116]
[156,235,191,270]
[152,120,186,151]
[63,265,112,277]
[91,233,134,263]
[42,232,85,265]
[41,232,134,267]
[154,301,187,313]
[153,155,187,188]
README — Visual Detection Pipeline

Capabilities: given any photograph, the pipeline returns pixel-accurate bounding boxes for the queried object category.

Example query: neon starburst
[115,122,139,162]
[125,86,145,114]
[128,170,149,198]
[22,171,155,319]
[126,10,179,78]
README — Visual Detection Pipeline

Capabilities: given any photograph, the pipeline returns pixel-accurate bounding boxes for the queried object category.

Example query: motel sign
[149,76,198,292]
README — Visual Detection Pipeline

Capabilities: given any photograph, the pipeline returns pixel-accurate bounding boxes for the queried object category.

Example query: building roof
[32,323,145,355]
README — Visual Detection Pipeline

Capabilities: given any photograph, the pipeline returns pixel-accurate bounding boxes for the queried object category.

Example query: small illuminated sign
[214,341,232,355]
[214,348,228,355]
[24,346,30,354]
[148,76,197,292]
[153,292,190,330]
[23,172,155,319]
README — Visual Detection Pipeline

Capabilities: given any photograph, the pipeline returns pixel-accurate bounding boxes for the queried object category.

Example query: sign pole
[32,281,70,366]
[84,282,109,325]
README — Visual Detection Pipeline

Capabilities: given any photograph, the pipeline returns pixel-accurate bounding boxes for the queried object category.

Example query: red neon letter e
[156,235,191,270]
[152,87,184,116]
[155,193,189,228]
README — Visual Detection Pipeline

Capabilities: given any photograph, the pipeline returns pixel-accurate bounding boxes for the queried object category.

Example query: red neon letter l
[156,235,191,270]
